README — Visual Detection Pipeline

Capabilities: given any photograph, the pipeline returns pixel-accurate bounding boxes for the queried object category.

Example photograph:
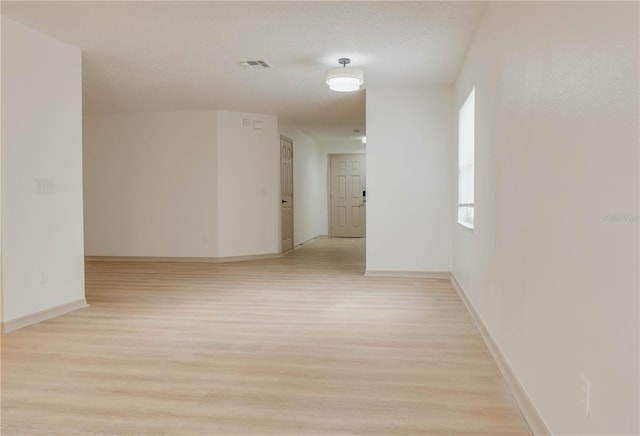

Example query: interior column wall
[1,17,85,323]
[366,87,454,273]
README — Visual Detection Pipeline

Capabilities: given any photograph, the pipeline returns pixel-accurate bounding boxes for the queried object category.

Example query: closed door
[330,154,366,237]
[281,136,293,253]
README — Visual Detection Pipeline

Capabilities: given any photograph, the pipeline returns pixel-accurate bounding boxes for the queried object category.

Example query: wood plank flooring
[1,238,531,435]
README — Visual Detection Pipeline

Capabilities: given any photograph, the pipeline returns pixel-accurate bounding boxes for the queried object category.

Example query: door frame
[327,153,366,238]
[280,135,294,254]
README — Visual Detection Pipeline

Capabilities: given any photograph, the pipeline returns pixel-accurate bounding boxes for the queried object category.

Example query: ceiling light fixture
[326,58,364,92]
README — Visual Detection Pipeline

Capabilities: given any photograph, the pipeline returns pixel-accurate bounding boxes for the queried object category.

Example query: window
[458,88,475,228]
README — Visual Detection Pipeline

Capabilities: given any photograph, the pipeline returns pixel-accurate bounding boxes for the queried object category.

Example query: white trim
[456,220,474,230]
[1,299,88,334]
[216,253,281,264]
[365,270,451,279]
[450,275,550,436]
[294,235,320,250]
[85,253,281,264]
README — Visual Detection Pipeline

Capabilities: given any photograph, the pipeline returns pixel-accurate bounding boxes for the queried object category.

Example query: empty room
[1,1,638,435]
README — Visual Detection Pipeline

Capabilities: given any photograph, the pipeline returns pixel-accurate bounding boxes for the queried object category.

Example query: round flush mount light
[326,58,364,92]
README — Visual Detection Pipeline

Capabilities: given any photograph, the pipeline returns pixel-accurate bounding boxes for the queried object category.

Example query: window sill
[457,221,474,231]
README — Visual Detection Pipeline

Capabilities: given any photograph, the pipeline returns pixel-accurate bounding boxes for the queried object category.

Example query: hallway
[1,238,530,435]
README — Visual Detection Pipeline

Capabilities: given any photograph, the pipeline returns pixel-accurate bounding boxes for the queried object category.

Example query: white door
[281,136,293,252]
[330,154,366,237]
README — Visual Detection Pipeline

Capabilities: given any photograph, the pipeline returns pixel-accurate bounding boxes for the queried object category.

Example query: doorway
[329,154,366,237]
[280,136,293,253]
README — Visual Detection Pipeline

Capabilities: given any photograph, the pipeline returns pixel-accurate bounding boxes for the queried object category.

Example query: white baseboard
[294,236,320,250]
[85,253,280,264]
[1,299,89,334]
[215,253,280,263]
[364,270,451,279]
[450,275,550,436]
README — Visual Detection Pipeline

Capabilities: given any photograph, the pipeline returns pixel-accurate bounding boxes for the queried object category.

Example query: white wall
[280,128,321,246]
[317,140,366,236]
[83,110,280,260]
[366,87,453,273]
[0,18,3,324]
[453,2,639,434]
[83,111,218,257]
[1,17,85,321]
[217,111,279,257]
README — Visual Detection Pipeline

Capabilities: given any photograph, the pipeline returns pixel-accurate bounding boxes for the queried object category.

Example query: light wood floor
[1,238,530,435]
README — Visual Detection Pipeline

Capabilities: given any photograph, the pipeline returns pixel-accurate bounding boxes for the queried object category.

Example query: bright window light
[458,88,475,228]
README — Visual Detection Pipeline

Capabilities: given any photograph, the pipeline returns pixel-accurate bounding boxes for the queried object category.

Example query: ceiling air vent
[239,60,272,69]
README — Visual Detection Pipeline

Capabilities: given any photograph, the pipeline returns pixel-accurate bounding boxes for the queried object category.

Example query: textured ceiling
[2,1,486,141]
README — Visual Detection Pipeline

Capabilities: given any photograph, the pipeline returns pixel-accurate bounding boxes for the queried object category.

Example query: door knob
[282,200,288,204]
